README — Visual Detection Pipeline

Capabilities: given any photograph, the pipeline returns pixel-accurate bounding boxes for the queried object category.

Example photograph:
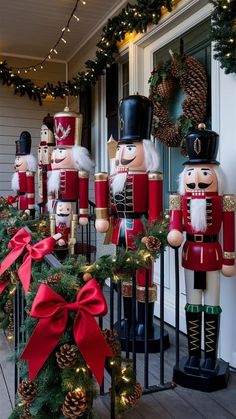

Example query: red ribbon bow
[7,195,18,206]
[20,279,113,385]
[0,228,56,294]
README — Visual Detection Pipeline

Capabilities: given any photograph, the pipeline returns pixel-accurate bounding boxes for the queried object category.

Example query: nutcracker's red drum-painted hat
[118,95,153,143]
[54,107,83,147]
[15,131,32,155]
[184,123,220,165]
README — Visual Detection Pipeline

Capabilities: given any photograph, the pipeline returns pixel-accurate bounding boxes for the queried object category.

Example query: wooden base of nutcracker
[173,356,229,392]
[114,321,170,353]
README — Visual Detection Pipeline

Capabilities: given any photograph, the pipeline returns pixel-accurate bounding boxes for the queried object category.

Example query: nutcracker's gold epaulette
[95,172,108,181]
[148,171,163,180]
[79,170,89,178]
[169,194,181,210]
[223,194,236,212]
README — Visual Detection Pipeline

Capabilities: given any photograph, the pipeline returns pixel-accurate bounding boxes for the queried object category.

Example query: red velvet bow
[21,279,113,385]
[7,195,18,206]
[0,228,56,293]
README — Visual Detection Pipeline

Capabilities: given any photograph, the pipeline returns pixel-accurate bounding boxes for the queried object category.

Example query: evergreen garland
[211,0,236,74]
[0,0,174,105]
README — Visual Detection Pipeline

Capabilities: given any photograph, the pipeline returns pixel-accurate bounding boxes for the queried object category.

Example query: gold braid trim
[148,172,163,180]
[95,172,108,181]
[169,194,181,210]
[223,195,236,212]
[95,208,109,219]
[223,251,236,260]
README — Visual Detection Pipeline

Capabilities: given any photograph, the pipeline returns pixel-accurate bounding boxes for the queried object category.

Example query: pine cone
[7,226,19,236]
[145,236,161,252]
[56,344,78,369]
[102,329,121,358]
[18,380,37,402]
[46,272,63,287]
[0,209,9,219]
[123,383,143,407]
[5,299,13,313]
[20,405,32,419]
[156,78,175,100]
[62,389,88,418]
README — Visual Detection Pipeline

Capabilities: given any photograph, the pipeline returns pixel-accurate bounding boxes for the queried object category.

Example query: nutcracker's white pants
[185,269,220,307]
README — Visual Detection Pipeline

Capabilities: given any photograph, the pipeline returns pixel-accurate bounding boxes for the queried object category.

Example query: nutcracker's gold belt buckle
[194,234,203,242]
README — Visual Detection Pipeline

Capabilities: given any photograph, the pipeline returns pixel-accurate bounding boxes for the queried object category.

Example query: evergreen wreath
[211,0,236,74]
[149,53,208,149]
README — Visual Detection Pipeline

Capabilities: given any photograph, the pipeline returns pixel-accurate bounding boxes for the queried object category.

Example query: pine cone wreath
[56,344,78,369]
[123,383,143,407]
[46,272,63,287]
[18,380,37,402]
[103,329,121,358]
[145,236,161,253]
[62,389,88,418]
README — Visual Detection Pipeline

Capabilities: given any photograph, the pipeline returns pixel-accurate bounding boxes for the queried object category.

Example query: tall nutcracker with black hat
[95,94,165,351]
[168,124,236,391]
[47,107,94,254]
[38,113,55,213]
[11,131,37,216]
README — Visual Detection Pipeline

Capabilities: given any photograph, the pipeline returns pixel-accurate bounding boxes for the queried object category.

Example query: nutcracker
[38,113,55,212]
[168,124,236,381]
[95,95,163,341]
[47,107,94,253]
[11,131,37,216]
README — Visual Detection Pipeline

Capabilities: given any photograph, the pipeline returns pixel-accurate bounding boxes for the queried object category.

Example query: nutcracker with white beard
[48,107,94,253]
[38,113,55,212]
[95,95,163,343]
[11,131,37,216]
[168,124,236,381]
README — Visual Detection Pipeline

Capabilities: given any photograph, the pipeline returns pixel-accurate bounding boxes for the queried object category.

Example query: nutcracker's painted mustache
[187,182,212,189]
[115,157,136,166]
[15,163,23,168]
[56,213,70,217]
[54,157,66,164]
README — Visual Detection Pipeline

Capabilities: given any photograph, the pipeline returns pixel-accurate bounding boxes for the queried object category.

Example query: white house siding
[0,57,66,197]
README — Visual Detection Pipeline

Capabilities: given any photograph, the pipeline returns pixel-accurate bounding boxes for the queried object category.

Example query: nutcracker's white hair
[178,165,225,195]
[72,146,94,172]
[26,154,37,172]
[143,140,160,172]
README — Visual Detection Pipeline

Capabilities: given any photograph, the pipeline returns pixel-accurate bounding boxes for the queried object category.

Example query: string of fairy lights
[12,0,86,74]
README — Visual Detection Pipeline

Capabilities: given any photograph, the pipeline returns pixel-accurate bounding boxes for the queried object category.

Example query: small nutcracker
[168,124,236,379]
[38,114,55,213]
[95,95,163,339]
[11,131,37,216]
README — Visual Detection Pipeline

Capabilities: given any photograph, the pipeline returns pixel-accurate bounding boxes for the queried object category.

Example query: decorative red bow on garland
[21,279,113,386]
[7,195,18,206]
[0,228,57,294]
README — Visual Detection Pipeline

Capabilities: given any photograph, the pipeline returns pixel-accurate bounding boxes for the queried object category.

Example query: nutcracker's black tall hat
[184,123,220,165]
[118,95,153,143]
[15,131,32,155]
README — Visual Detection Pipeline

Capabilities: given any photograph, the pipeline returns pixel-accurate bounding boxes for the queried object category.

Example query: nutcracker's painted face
[51,147,74,170]
[40,124,54,145]
[184,164,218,193]
[56,201,72,217]
[115,141,146,171]
[14,155,28,172]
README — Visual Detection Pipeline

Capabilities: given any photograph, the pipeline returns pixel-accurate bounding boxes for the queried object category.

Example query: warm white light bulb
[62,38,67,44]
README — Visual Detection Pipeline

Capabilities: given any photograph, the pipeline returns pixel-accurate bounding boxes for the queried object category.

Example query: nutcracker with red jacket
[11,131,37,216]
[95,95,163,339]
[168,124,236,380]
[38,113,55,212]
[48,107,94,253]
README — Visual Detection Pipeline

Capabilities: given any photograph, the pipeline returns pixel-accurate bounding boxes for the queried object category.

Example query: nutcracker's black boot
[201,306,221,376]
[184,304,202,373]
[136,302,154,338]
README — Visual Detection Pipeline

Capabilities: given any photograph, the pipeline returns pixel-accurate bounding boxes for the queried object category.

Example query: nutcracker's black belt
[115,212,147,219]
[186,234,218,243]
[19,192,25,196]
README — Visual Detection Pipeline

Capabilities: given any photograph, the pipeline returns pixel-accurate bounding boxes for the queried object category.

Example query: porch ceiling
[0,0,126,63]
